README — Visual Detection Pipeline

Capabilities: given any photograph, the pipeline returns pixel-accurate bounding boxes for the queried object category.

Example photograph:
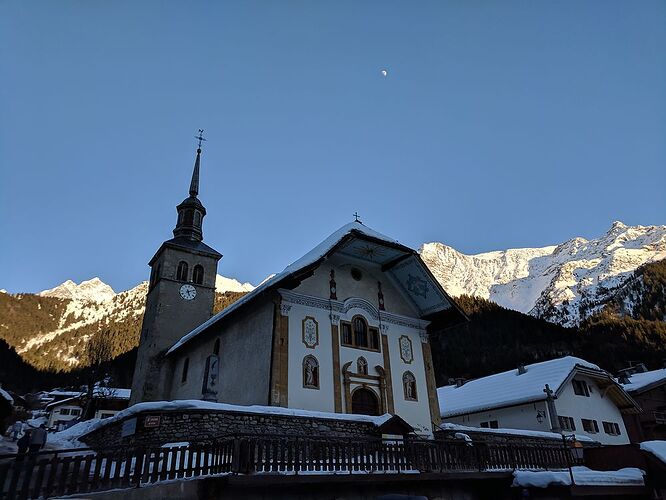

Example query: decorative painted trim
[331,324,342,413]
[329,314,340,326]
[398,335,414,364]
[278,289,430,331]
[419,331,429,343]
[301,316,319,349]
[421,341,441,427]
[279,304,292,317]
[381,335,395,414]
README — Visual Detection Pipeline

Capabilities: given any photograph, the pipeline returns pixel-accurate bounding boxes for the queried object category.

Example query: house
[438,356,641,445]
[617,364,666,442]
[130,141,467,437]
[46,388,131,431]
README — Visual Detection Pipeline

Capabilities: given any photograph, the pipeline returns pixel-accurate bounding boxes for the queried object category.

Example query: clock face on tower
[179,284,197,301]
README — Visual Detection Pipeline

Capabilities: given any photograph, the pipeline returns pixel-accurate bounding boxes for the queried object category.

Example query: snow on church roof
[438,356,601,418]
[168,222,457,355]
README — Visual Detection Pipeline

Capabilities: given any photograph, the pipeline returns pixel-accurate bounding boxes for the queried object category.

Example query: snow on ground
[47,419,103,450]
[640,440,666,463]
[438,356,600,417]
[512,466,644,488]
[439,423,594,442]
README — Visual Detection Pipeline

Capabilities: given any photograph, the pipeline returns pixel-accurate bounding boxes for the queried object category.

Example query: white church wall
[555,374,630,445]
[296,255,418,318]
[287,302,336,412]
[444,401,552,433]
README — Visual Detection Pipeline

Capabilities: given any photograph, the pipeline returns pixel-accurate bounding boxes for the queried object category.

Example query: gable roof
[438,356,639,418]
[619,368,666,394]
[168,221,466,355]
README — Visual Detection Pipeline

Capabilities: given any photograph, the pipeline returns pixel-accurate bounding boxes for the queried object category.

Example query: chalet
[438,356,641,445]
[46,388,131,431]
[618,364,666,442]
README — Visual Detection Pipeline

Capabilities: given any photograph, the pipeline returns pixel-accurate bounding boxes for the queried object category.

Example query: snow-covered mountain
[39,277,116,302]
[0,274,256,368]
[421,221,666,326]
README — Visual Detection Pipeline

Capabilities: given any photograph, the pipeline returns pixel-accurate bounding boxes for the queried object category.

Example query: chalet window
[480,420,498,429]
[193,264,204,285]
[403,371,417,401]
[572,379,590,397]
[100,412,114,419]
[71,408,81,416]
[60,408,71,415]
[340,316,380,351]
[181,357,190,383]
[213,338,220,356]
[177,261,189,282]
[581,418,599,433]
[357,357,368,375]
[303,355,319,389]
[602,421,621,436]
[559,416,576,431]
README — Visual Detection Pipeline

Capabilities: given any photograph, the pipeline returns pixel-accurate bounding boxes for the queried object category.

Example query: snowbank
[48,419,103,450]
[439,422,594,443]
[640,440,666,463]
[513,466,644,488]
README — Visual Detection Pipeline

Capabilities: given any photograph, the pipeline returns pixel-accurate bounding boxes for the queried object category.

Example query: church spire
[189,130,205,197]
[173,130,208,242]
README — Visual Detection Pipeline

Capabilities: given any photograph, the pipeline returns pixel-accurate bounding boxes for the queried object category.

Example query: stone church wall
[81,407,380,450]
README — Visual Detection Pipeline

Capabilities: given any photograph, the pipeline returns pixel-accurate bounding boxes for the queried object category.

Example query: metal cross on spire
[353,212,362,223]
[195,129,206,150]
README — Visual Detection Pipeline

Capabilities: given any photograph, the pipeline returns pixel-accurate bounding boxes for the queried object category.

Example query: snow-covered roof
[168,222,465,354]
[640,440,666,464]
[81,399,398,439]
[619,368,666,394]
[438,356,604,418]
[0,388,13,403]
[45,387,131,409]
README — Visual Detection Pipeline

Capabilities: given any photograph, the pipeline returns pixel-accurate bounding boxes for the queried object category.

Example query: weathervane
[195,129,206,149]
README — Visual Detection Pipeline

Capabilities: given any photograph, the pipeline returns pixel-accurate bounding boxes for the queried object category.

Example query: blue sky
[1,1,664,293]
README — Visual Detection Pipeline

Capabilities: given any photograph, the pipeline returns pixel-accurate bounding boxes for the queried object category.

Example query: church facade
[131,143,466,436]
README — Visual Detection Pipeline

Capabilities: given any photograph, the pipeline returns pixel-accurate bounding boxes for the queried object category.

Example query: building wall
[285,255,435,436]
[444,401,551,433]
[47,404,83,429]
[554,374,630,445]
[623,384,666,442]
[167,297,275,405]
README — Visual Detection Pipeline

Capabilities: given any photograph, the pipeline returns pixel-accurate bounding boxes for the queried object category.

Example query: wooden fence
[0,435,579,499]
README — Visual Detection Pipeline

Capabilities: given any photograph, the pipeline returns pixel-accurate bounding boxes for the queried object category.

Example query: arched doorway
[351,388,380,416]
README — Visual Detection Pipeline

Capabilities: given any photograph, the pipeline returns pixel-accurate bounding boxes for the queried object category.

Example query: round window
[351,267,363,281]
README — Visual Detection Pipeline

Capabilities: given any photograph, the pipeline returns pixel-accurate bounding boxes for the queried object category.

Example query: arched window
[303,355,319,389]
[194,211,202,226]
[184,210,194,226]
[213,338,220,356]
[357,357,368,375]
[181,357,190,383]
[176,261,189,281]
[403,371,417,401]
[150,263,161,289]
[353,316,368,347]
[193,264,204,285]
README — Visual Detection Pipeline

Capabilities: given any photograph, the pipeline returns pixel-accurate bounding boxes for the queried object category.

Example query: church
[130,140,467,436]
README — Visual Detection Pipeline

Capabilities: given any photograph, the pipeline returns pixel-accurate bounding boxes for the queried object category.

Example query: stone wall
[435,428,595,448]
[81,407,381,449]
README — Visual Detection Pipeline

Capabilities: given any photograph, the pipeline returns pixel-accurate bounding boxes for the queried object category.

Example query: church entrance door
[351,388,380,416]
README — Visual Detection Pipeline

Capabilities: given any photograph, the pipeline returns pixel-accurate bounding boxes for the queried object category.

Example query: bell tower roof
[173,130,208,242]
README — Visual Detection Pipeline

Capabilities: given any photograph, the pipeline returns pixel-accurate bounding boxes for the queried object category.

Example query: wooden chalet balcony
[0,434,580,499]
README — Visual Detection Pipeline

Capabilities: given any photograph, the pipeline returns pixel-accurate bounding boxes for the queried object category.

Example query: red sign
[144,415,161,428]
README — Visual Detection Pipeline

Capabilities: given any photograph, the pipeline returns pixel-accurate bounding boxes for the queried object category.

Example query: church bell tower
[130,132,222,404]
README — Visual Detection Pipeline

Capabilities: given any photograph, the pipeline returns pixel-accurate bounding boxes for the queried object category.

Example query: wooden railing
[0,435,579,499]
